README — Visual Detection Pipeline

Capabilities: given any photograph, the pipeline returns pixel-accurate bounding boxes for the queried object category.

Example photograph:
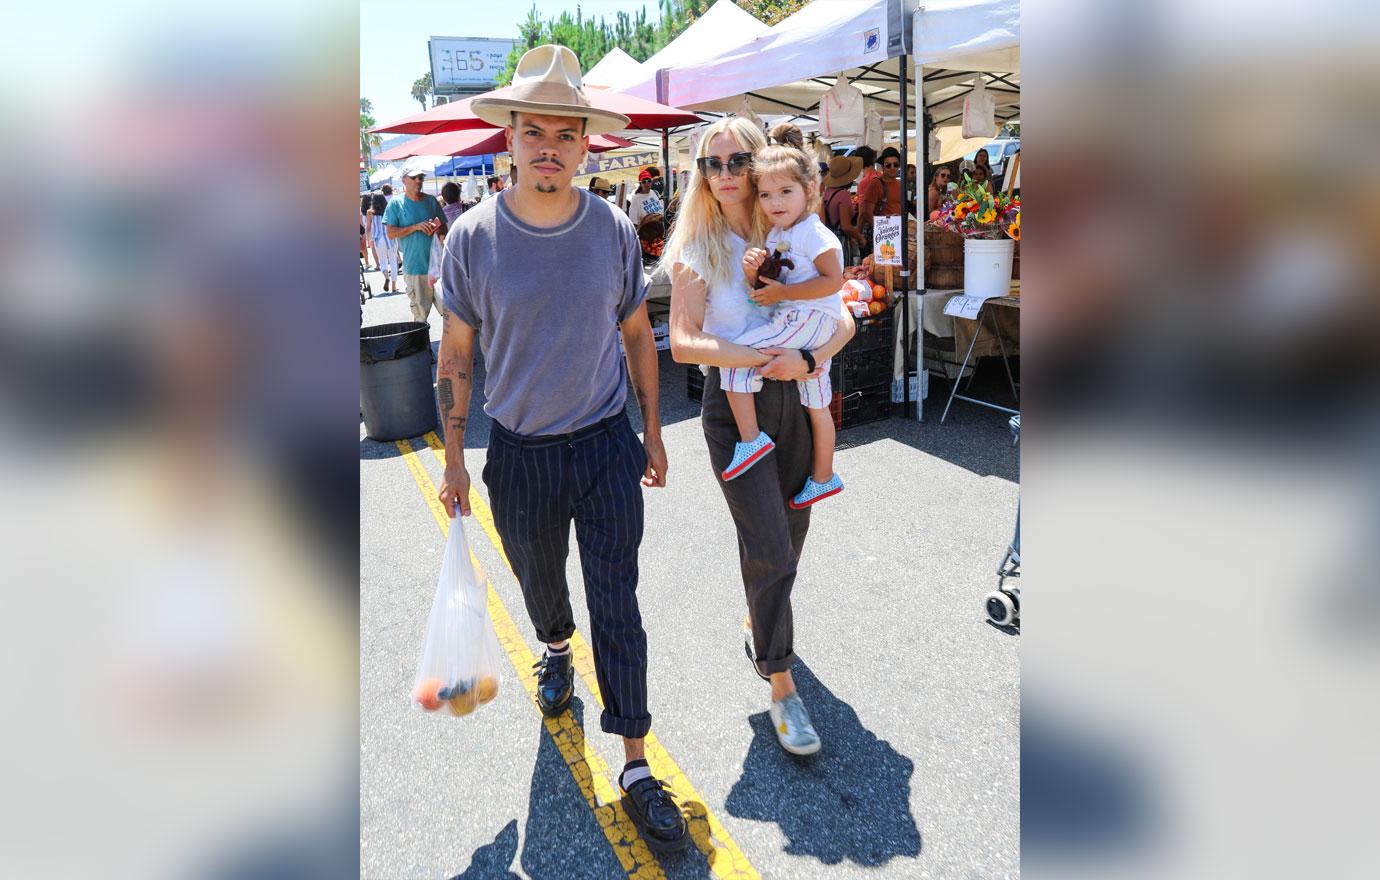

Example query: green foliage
[360,109,381,165]
[738,0,809,27]
[411,72,433,110]
[495,0,792,87]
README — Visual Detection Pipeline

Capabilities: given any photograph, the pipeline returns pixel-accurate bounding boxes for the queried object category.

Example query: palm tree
[360,110,381,169]
[410,73,433,111]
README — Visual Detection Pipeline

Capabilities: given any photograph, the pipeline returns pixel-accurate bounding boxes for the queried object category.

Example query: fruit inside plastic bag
[411,516,503,718]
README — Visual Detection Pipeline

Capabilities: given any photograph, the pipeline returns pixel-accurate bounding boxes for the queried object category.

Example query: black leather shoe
[621,775,689,853]
[532,650,572,717]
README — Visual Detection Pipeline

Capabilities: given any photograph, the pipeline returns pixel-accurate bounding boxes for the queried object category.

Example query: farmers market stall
[658,0,1020,422]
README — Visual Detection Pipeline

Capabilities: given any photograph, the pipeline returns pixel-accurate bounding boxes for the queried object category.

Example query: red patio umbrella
[375,129,633,162]
[372,87,702,136]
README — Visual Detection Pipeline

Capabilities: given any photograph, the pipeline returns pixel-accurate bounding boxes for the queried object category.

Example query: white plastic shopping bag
[819,74,864,140]
[862,110,884,152]
[733,96,764,131]
[411,516,503,718]
[962,75,996,140]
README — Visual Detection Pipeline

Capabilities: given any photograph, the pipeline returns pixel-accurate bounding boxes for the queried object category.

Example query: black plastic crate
[829,383,891,430]
[687,365,704,403]
[829,346,892,393]
[849,308,895,353]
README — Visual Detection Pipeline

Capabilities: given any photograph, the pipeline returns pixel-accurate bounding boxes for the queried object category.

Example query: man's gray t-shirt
[442,189,648,436]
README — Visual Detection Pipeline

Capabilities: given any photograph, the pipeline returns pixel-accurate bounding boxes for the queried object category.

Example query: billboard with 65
[429,37,516,94]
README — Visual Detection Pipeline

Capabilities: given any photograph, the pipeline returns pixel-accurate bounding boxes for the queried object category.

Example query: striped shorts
[721,307,838,410]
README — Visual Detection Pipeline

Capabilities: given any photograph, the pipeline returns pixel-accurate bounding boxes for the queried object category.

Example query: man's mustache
[529,158,565,169]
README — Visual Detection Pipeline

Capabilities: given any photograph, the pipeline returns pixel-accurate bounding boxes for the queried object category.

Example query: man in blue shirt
[383,161,447,322]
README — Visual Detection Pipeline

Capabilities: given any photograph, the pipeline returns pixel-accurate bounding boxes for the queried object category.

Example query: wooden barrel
[924,227,964,289]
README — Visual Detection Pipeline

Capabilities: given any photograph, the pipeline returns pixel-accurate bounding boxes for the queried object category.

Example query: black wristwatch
[801,349,817,373]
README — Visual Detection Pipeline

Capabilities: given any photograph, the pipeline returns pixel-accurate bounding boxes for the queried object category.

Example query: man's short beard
[535,182,558,194]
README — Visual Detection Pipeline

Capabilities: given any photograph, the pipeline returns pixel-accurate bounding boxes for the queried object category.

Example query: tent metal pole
[661,129,671,203]
[899,52,914,418]
[914,31,929,422]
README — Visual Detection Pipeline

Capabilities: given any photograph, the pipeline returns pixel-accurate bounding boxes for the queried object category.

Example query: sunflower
[978,208,997,224]
[1007,217,1021,241]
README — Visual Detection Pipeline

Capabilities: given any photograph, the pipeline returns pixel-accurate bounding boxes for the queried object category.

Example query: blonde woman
[665,116,855,756]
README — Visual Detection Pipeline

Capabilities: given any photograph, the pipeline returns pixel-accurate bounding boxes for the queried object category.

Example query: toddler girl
[722,144,846,508]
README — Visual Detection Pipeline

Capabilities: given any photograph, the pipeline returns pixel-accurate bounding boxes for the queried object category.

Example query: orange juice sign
[872,215,902,266]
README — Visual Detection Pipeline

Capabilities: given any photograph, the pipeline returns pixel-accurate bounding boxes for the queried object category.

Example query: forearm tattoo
[437,378,455,419]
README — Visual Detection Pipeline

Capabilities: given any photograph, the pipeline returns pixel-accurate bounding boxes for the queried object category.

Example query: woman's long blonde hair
[659,116,770,292]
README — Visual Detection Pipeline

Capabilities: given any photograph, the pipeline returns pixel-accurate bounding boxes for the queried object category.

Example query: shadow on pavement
[518,698,629,880]
[448,819,521,879]
[725,661,922,869]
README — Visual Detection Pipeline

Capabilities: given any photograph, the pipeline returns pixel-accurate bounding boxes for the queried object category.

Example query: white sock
[620,759,652,789]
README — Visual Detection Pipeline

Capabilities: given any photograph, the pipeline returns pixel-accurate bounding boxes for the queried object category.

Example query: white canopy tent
[619,0,770,102]
[367,164,401,187]
[583,47,643,89]
[656,0,1019,420]
[663,0,1018,130]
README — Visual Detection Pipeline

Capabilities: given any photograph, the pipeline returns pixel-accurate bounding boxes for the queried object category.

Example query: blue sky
[361,1,661,128]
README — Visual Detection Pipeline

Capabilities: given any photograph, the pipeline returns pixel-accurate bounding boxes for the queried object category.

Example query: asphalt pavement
[359,265,1020,879]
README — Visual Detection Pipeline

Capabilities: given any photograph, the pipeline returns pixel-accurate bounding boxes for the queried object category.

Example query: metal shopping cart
[985,414,1020,628]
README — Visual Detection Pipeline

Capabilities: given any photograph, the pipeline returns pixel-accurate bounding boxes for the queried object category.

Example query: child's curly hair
[750,143,822,217]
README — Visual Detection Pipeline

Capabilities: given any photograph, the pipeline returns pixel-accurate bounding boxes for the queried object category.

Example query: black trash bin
[361,321,437,441]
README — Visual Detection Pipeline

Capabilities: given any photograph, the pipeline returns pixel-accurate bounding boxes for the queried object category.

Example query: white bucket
[963,238,1016,299]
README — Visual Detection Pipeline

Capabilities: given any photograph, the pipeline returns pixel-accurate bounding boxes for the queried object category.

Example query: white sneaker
[769,692,820,755]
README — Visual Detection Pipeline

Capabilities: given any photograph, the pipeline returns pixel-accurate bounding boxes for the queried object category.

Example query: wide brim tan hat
[472,45,630,137]
[822,155,864,189]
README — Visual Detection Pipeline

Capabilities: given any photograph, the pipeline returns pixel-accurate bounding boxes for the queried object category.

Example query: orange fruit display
[868,300,885,315]
[414,678,444,711]
[871,283,887,300]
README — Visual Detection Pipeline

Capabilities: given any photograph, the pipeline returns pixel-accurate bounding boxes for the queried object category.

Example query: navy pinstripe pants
[482,412,651,738]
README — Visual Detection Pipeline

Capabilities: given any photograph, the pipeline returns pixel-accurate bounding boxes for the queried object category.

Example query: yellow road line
[395,439,665,880]
[423,431,760,880]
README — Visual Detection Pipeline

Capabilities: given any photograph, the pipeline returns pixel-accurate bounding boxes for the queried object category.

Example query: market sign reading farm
[579,151,660,176]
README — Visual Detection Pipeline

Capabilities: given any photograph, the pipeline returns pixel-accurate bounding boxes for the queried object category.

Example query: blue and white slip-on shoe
[790,474,844,509]
[723,431,775,481]
[769,692,821,756]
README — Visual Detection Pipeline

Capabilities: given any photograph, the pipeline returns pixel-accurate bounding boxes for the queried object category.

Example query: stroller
[360,258,373,306]
[985,414,1021,628]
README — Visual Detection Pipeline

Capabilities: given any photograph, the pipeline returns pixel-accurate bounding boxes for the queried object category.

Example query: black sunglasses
[696,151,753,178]
[882,162,900,169]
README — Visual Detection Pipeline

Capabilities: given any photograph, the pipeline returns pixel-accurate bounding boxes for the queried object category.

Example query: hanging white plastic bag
[962,75,996,140]
[862,109,884,152]
[819,74,864,140]
[733,96,763,131]
[411,516,503,718]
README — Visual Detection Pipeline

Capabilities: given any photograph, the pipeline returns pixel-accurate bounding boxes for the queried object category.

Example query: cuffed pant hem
[534,626,576,646]
[601,712,652,739]
[757,652,797,677]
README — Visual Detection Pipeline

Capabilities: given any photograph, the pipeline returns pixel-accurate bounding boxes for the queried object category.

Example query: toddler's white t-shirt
[764,214,843,317]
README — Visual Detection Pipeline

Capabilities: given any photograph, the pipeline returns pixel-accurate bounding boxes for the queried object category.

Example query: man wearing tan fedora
[434,44,686,854]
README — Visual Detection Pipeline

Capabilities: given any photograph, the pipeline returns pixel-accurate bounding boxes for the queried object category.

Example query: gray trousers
[701,368,812,675]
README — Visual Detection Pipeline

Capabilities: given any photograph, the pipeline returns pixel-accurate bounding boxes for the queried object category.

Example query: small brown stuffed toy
[754,243,795,289]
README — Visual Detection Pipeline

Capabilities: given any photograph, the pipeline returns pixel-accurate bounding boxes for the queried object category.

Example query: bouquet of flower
[930,173,1020,241]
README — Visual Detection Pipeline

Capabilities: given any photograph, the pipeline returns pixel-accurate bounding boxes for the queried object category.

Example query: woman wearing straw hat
[434,44,686,854]
[819,154,866,265]
[664,116,856,757]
